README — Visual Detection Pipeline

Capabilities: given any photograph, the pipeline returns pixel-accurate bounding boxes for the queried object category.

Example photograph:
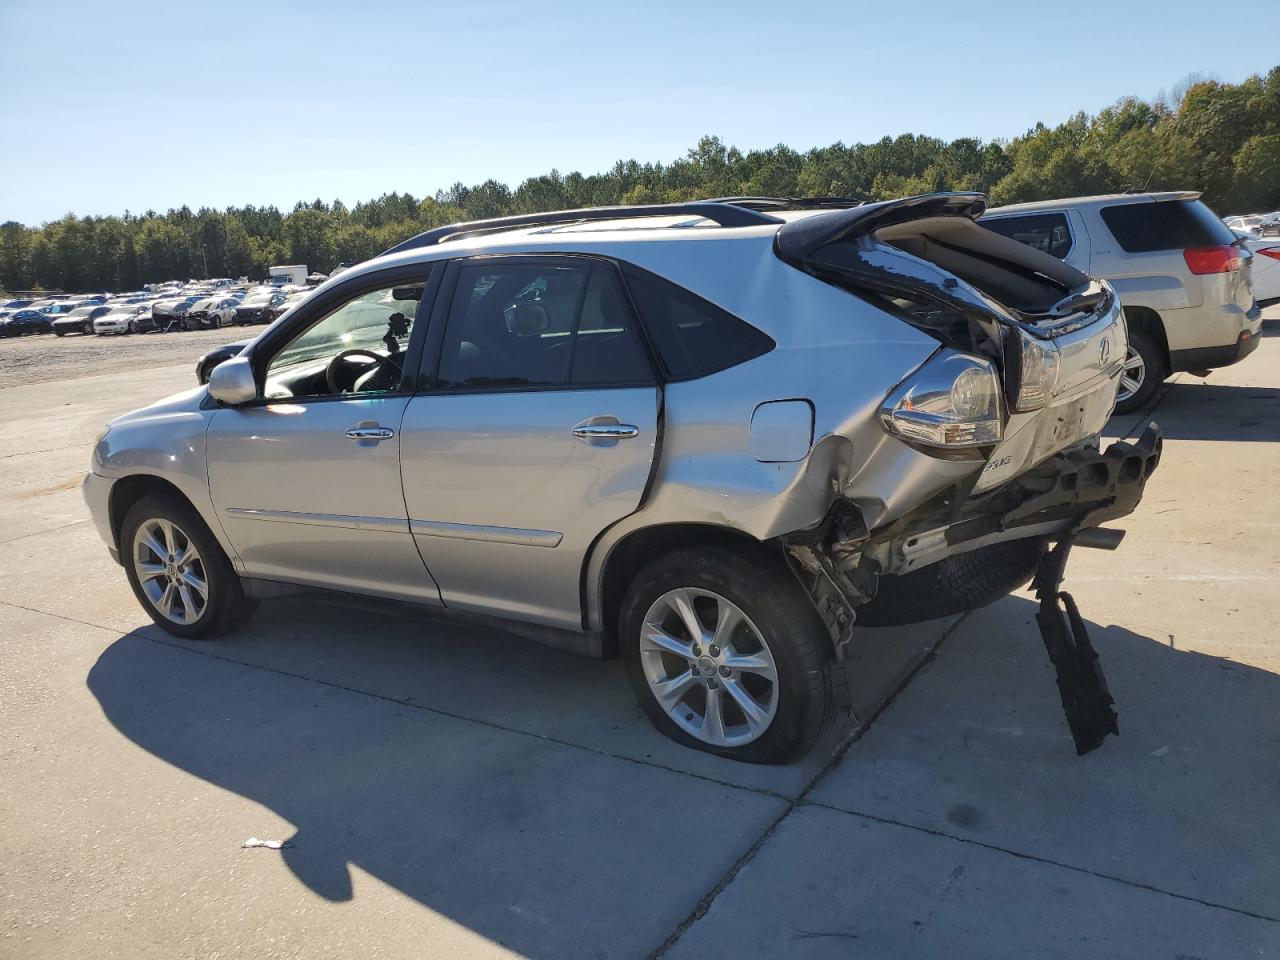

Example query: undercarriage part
[1032,537,1118,755]
[855,537,1045,628]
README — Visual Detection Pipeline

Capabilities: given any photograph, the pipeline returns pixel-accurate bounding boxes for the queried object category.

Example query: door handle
[572,417,639,446]
[345,425,395,442]
[572,424,639,440]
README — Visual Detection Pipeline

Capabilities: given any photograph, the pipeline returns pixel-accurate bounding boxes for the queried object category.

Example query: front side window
[264,280,424,399]
[435,261,652,390]
[981,213,1073,260]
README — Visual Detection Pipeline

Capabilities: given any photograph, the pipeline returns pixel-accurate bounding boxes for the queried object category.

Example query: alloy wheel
[1116,346,1146,404]
[638,588,779,747]
[132,518,208,625]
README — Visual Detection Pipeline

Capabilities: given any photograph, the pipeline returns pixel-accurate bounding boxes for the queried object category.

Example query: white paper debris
[1150,746,1170,758]
[242,837,290,849]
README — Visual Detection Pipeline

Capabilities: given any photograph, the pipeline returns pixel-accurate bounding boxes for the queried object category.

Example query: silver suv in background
[84,194,1161,763]
[981,192,1261,411]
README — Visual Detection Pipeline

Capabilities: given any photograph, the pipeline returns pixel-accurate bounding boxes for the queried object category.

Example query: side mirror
[208,356,258,406]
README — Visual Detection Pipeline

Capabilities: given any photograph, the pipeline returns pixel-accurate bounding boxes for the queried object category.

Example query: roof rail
[708,196,866,211]
[381,201,784,256]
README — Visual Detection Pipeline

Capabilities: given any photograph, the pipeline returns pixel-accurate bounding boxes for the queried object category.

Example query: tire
[82,322,93,335]
[620,547,833,764]
[1113,326,1165,414]
[54,328,65,337]
[127,321,137,334]
[211,314,222,329]
[120,493,255,639]
[855,538,1046,628]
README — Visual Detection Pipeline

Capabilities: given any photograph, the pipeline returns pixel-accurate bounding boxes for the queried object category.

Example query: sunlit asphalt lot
[3,315,1279,958]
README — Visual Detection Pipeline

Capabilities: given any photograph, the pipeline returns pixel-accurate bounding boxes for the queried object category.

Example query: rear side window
[622,268,774,379]
[981,213,1073,260]
[1100,200,1236,253]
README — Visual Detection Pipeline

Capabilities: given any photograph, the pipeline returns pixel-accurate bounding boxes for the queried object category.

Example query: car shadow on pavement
[813,594,1280,920]
[84,592,1280,951]
[84,611,792,958]
[1140,380,1280,442]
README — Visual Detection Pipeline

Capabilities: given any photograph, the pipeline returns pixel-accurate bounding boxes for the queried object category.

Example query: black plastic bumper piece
[1026,424,1164,755]
[1033,537,1118,755]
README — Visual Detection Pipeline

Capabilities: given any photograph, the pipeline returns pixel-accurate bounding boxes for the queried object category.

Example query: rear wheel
[121,494,255,639]
[54,328,65,337]
[620,548,833,763]
[1113,327,1165,414]
[82,321,93,335]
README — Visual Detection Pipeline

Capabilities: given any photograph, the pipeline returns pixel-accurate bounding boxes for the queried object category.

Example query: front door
[400,257,659,628]
[207,269,442,604]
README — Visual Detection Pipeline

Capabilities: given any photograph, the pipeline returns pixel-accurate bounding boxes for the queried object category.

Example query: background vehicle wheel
[127,321,137,334]
[121,493,255,639]
[855,538,1046,628]
[82,321,93,335]
[211,314,222,329]
[1113,328,1165,414]
[54,328,65,337]
[620,547,833,764]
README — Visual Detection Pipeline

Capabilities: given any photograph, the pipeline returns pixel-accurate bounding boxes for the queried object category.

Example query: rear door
[399,255,659,628]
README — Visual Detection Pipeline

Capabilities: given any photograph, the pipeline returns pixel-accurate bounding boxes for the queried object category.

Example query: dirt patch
[0,327,254,390]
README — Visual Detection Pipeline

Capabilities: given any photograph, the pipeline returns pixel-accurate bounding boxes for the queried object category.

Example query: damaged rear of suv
[86,192,1160,764]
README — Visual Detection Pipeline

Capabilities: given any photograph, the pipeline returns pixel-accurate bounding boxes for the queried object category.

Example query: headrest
[507,302,550,336]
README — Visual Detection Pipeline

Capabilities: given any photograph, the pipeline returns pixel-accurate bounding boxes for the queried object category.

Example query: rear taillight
[1183,245,1244,274]
[1258,247,1280,262]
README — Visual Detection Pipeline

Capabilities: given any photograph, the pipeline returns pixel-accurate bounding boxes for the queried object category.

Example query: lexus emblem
[1098,336,1111,367]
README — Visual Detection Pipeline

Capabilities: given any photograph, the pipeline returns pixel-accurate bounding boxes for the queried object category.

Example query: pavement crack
[0,519,91,545]
[649,613,970,958]
[803,801,1280,926]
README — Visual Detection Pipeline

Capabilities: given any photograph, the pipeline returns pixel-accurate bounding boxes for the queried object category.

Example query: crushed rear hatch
[775,193,1129,491]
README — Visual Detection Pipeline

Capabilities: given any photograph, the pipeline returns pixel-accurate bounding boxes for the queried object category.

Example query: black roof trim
[381,202,784,256]
[774,191,988,262]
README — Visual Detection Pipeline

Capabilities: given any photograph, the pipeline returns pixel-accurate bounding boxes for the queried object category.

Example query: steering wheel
[325,349,402,395]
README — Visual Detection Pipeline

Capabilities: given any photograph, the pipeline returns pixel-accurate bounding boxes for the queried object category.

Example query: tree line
[3,68,1278,294]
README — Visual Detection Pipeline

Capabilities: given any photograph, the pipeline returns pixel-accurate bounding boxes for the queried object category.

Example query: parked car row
[0,281,310,338]
[1224,212,1280,237]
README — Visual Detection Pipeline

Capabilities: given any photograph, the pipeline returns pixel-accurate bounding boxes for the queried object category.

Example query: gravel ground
[0,327,255,389]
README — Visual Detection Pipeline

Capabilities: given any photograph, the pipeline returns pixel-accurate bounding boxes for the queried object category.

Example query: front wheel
[54,328,65,337]
[620,548,833,764]
[121,493,256,639]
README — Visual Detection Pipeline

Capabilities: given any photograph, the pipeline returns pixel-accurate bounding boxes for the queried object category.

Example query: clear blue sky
[1,0,1277,226]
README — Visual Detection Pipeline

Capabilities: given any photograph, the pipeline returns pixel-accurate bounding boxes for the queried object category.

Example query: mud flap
[1032,537,1118,755]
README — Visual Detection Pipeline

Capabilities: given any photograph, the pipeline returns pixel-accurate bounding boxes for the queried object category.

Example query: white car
[93,309,137,336]
[1225,214,1265,234]
[1240,236,1280,307]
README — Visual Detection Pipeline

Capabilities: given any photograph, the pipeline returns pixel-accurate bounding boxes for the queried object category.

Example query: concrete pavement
[2,321,1278,958]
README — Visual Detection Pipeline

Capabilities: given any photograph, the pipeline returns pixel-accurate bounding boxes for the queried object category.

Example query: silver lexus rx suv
[84,194,1162,763]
